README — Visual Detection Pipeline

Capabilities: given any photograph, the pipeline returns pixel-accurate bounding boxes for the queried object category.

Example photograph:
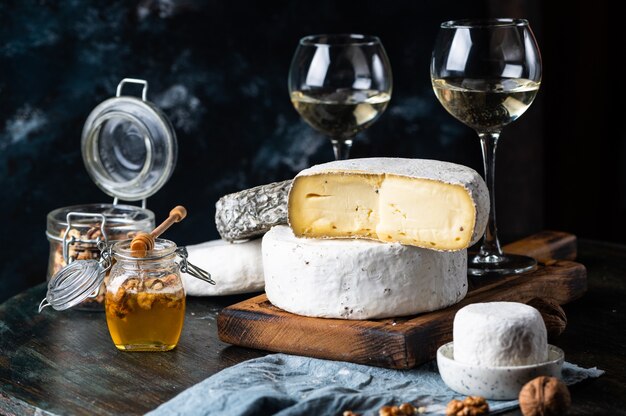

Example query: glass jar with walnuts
[46,204,154,310]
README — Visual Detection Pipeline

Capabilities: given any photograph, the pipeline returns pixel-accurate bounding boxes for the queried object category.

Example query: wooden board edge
[217,307,412,369]
[503,230,577,261]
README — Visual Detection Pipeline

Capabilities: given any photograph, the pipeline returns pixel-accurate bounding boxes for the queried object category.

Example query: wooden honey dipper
[130,205,187,257]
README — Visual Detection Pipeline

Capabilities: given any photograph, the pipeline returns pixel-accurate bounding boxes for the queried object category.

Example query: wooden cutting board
[217,231,587,369]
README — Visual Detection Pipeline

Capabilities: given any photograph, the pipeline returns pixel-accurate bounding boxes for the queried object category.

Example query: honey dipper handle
[150,205,187,238]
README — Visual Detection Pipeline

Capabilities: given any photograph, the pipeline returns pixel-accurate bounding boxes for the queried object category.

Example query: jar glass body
[105,239,185,352]
[46,204,154,310]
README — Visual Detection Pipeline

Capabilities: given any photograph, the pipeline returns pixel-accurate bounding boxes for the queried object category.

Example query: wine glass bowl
[289,34,392,160]
[431,18,542,276]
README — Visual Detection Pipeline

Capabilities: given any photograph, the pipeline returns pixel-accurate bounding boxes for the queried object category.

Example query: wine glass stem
[330,138,353,160]
[478,131,503,258]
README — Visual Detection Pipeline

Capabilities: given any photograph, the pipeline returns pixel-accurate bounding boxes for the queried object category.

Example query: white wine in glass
[431,19,542,276]
[289,34,392,160]
[432,78,540,132]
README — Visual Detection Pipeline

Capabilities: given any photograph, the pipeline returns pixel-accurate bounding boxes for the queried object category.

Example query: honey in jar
[105,239,185,351]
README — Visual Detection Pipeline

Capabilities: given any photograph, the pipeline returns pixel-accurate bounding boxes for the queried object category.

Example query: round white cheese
[453,302,548,367]
[182,239,263,296]
[262,225,468,320]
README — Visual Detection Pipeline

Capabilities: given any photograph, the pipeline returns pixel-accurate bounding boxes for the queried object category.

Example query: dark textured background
[0,0,623,303]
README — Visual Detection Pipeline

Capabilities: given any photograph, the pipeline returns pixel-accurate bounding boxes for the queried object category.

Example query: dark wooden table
[1,240,625,416]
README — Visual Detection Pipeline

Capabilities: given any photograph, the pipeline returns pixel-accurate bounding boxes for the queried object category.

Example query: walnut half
[379,403,418,416]
[446,396,489,416]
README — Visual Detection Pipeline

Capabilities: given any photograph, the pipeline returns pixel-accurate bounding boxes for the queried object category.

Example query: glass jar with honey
[39,233,214,351]
[105,239,186,351]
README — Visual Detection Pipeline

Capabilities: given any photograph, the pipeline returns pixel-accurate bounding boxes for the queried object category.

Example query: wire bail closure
[38,241,114,313]
[97,241,113,273]
[61,212,108,264]
[176,247,215,285]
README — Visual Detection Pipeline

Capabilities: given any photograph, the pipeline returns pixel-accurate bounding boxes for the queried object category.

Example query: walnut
[85,226,102,239]
[379,406,394,416]
[398,403,417,415]
[526,298,567,338]
[379,403,417,416]
[162,273,179,286]
[122,278,142,292]
[167,297,184,309]
[75,249,99,261]
[107,290,132,319]
[111,285,127,304]
[445,396,489,416]
[136,292,156,310]
[61,228,81,240]
[343,411,360,416]
[106,275,184,319]
[150,280,165,290]
[519,376,571,416]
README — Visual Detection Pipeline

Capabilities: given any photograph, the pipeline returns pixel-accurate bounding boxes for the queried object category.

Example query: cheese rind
[262,225,468,320]
[182,239,263,296]
[453,302,548,367]
[288,158,489,251]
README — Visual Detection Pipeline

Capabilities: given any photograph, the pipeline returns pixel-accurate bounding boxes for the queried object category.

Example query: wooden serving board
[217,231,587,369]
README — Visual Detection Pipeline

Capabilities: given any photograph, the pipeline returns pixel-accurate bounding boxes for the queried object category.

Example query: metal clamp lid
[39,242,112,312]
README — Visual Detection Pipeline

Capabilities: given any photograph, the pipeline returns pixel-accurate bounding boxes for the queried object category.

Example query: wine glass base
[468,253,537,276]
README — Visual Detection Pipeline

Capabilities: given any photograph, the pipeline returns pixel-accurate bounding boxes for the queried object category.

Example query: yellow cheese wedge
[288,158,489,251]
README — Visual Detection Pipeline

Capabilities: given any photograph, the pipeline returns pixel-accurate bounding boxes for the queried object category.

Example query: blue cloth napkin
[147,354,603,416]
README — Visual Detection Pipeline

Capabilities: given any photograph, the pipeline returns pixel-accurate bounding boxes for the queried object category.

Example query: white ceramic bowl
[437,342,564,400]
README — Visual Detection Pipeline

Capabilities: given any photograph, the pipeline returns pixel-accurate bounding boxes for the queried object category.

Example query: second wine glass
[431,18,542,276]
[289,34,392,160]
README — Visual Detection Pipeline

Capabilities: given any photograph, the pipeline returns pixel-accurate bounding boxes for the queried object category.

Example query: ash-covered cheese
[288,158,489,251]
[215,180,291,242]
[182,239,263,296]
[262,225,468,320]
[453,302,548,367]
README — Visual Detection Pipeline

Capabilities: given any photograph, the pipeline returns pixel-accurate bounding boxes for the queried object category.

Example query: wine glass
[289,34,392,160]
[431,18,542,276]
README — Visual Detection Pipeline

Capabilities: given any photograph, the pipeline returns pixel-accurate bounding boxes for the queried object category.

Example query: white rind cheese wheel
[262,225,468,320]
[288,157,489,251]
[182,239,263,296]
[453,302,548,367]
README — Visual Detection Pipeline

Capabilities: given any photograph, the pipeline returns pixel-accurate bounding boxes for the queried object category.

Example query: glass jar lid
[81,79,177,202]
[39,259,106,312]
